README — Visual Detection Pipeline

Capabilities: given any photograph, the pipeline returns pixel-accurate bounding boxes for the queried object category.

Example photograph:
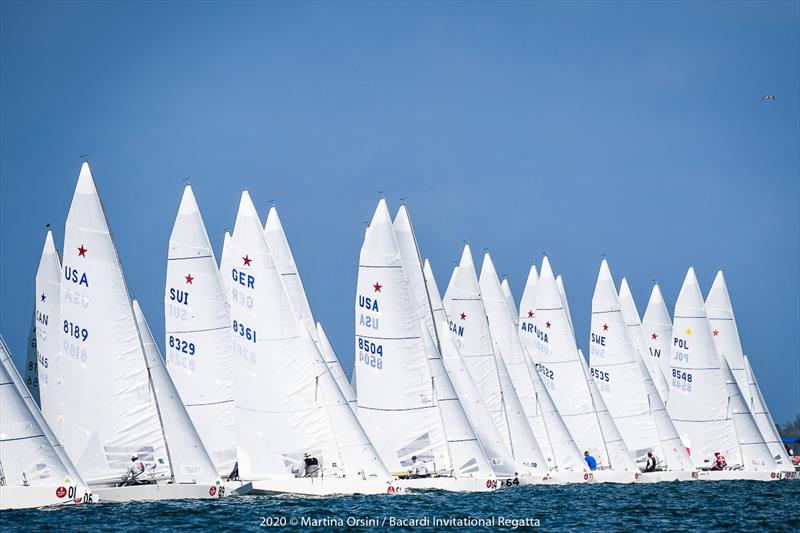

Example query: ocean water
[2,481,798,532]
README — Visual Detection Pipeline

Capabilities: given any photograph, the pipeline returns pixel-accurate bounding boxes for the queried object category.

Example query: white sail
[34,230,62,434]
[517,265,539,328]
[618,278,669,402]
[133,300,220,483]
[355,199,450,473]
[24,312,40,405]
[316,322,357,413]
[227,191,338,480]
[264,207,356,408]
[669,267,742,469]
[424,260,519,478]
[500,278,519,327]
[59,162,169,483]
[526,256,618,468]
[1,336,89,497]
[743,355,793,467]
[392,205,497,478]
[705,271,747,393]
[589,261,668,463]
[641,284,672,383]
[165,185,237,475]
[718,350,777,471]
[220,231,232,272]
[443,245,548,474]
[479,254,553,470]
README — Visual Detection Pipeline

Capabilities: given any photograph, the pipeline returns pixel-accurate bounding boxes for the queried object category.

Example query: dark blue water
[2,481,798,532]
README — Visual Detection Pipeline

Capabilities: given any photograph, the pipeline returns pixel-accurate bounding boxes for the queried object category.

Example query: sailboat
[641,283,673,385]
[524,257,640,483]
[165,185,238,479]
[443,245,550,481]
[705,271,794,475]
[55,162,223,501]
[589,261,695,482]
[354,200,500,492]
[0,336,96,509]
[481,253,590,484]
[423,259,522,482]
[227,192,398,496]
[618,279,670,402]
[263,207,357,412]
[669,268,780,481]
[34,231,62,439]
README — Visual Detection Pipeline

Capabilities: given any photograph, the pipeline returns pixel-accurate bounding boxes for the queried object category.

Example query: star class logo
[185,274,194,284]
[242,254,252,267]
[77,245,87,257]
[373,282,382,293]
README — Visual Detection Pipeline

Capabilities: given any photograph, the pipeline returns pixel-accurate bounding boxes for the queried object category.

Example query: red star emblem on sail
[185,274,194,284]
[373,282,382,293]
[460,312,467,320]
[78,245,87,257]
[712,329,719,337]
[545,321,551,328]
[651,332,658,340]
[242,255,252,267]
[603,324,609,331]
[527,310,534,318]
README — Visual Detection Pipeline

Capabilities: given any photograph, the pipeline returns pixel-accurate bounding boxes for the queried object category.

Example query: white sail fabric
[743,356,793,467]
[60,162,169,484]
[391,206,495,478]
[669,267,741,469]
[317,322,357,413]
[641,284,672,383]
[479,254,552,471]
[424,260,519,477]
[589,261,667,463]
[264,207,356,409]
[34,231,62,434]
[578,351,639,471]
[355,200,450,473]
[133,301,220,483]
[227,191,339,480]
[718,351,776,471]
[165,185,237,475]
[705,271,748,394]
[443,245,547,473]
[500,279,519,327]
[517,265,539,328]
[1,336,86,490]
[24,312,39,406]
[220,231,232,273]
[525,257,614,467]
[618,279,669,402]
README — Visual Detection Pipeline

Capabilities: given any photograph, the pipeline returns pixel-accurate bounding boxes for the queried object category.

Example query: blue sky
[1,1,798,422]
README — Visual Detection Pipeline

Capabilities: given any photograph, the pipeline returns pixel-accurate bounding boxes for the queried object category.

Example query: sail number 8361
[232,320,257,342]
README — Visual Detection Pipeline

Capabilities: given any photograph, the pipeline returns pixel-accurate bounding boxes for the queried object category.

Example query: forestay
[166,185,237,475]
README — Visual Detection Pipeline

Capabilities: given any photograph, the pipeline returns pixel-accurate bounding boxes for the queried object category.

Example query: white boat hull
[395,477,502,492]
[0,485,96,510]
[639,471,698,483]
[698,470,783,481]
[93,482,224,502]
[781,470,798,480]
[251,478,403,496]
[540,470,594,484]
[590,470,643,483]
[222,481,253,495]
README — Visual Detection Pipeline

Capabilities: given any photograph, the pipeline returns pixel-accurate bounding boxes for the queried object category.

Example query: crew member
[303,453,320,477]
[584,451,597,471]
[410,455,429,478]
[645,452,657,472]
[712,452,727,470]
[124,455,145,484]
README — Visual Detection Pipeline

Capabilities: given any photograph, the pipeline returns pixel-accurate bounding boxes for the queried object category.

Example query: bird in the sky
[762,95,776,101]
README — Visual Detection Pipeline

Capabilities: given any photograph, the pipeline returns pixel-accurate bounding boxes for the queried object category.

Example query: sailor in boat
[711,452,727,470]
[644,452,657,473]
[409,456,430,479]
[583,451,598,471]
[228,461,239,481]
[121,455,146,485]
[303,453,321,478]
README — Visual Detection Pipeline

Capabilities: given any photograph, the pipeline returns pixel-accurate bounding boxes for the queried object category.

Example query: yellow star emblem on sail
[685,328,692,335]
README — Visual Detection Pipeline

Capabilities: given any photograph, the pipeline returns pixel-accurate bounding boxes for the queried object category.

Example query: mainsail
[641,283,672,384]
[166,185,237,475]
[34,230,62,436]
